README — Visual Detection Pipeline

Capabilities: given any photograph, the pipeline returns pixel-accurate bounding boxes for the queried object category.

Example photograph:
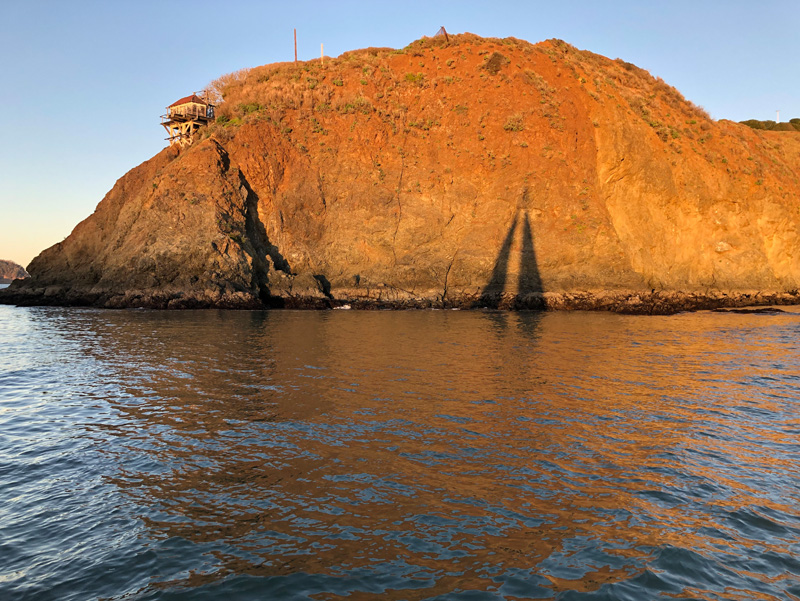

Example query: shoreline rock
[2,283,798,316]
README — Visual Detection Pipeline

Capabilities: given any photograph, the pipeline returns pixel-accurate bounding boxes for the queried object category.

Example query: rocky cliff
[0,260,28,285]
[4,34,800,313]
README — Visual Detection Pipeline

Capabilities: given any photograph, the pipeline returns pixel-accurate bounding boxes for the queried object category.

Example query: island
[3,34,799,314]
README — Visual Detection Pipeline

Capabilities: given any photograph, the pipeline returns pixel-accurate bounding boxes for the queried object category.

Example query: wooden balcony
[162,105,215,123]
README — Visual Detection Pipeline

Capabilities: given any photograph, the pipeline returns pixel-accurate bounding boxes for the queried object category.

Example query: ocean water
[1,305,799,600]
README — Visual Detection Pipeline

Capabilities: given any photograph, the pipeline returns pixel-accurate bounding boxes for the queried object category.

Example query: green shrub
[503,114,524,132]
[740,119,800,131]
[336,96,372,115]
[482,52,509,75]
[310,117,327,135]
[408,118,437,130]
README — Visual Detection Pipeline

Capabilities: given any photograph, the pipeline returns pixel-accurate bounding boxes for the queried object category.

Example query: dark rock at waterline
[3,282,799,315]
[712,306,787,314]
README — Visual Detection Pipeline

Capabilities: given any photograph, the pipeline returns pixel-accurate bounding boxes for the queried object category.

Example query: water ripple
[0,306,799,599]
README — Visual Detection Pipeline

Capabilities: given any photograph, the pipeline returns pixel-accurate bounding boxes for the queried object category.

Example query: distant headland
[740,118,800,132]
[3,33,800,314]
[0,260,28,285]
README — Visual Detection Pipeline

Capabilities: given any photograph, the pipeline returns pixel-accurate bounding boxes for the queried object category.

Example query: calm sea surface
[1,305,799,600]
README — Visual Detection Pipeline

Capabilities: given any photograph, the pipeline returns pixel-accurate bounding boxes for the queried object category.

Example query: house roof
[168,94,207,108]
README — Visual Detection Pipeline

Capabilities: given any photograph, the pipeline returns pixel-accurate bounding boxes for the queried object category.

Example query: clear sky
[1,0,797,267]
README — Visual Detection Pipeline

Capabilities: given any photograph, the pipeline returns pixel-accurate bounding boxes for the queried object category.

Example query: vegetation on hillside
[740,118,800,132]
[197,33,713,153]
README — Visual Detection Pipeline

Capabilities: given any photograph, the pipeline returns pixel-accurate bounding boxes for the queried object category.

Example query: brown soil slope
[5,35,800,312]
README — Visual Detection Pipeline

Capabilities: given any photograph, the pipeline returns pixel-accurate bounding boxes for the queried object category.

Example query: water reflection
[11,308,800,599]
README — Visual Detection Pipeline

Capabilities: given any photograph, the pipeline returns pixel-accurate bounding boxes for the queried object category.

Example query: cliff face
[4,35,800,312]
[0,260,28,285]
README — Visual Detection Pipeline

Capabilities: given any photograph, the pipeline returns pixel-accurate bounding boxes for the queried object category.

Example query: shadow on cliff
[477,209,543,309]
[239,173,293,308]
[211,140,294,308]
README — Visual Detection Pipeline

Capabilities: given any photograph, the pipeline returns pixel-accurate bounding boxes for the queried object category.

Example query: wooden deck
[163,106,214,122]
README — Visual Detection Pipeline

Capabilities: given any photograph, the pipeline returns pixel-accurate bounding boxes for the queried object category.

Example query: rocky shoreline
[2,283,797,316]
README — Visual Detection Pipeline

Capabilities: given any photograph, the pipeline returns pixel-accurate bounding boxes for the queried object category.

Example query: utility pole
[777,109,780,123]
[321,43,324,66]
[294,29,297,64]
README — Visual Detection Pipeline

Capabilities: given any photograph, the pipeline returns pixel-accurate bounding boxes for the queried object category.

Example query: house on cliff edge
[161,94,215,148]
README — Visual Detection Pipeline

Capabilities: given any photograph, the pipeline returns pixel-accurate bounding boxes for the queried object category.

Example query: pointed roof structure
[168,94,208,108]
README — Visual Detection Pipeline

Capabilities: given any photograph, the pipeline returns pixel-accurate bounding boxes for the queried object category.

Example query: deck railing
[164,105,215,121]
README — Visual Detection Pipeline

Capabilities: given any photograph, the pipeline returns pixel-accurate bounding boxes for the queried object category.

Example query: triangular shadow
[478,213,519,308]
[518,211,544,299]
[477,209,544,309]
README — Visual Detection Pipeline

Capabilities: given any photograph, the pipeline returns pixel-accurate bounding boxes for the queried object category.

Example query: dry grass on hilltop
[200,33,712,149]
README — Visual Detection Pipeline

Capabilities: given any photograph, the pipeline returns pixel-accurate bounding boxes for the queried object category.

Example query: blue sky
[1,0,798,267]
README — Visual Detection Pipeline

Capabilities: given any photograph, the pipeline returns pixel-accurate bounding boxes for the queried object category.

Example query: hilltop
[3,34,800,313]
